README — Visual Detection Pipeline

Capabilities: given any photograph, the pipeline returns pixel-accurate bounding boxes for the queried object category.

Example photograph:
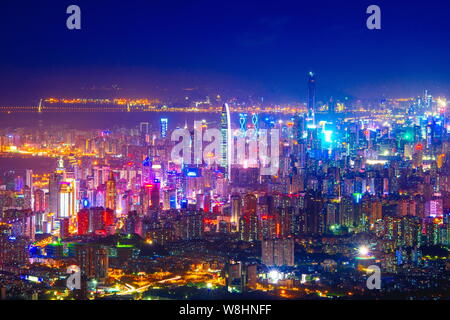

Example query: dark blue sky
[0,0,449,104]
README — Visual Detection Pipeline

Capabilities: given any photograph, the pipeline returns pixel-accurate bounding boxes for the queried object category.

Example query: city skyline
[0,74,448,300]
[0,0,449,305]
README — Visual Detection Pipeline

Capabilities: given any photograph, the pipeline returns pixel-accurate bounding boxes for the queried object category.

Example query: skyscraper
[49,158,65,215]
[140,122,149,145]
[231,194,242,230]
[239,113,247,136]
[240,194,258,241]
[58,180,77,219]
[160,118,168,138]
[105,171,116,212]
[220,103,232,179]
[34,189,46,213]
[307,72,316,126]
[142,156,153,184]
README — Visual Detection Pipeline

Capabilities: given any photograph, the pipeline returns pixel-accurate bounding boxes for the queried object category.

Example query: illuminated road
[102,268,223,298]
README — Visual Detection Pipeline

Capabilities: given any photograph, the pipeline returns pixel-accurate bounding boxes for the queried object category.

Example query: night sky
[0,0,449,105]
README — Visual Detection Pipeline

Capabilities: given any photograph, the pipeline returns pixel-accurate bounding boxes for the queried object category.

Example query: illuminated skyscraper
[220,103,232,179]
[160,118,168,138]
[231,194,242,230]
[307,72,316,126]
[33,189,46,213]
[49,174,61,214]
[142,156,153,184]
[239,194,258,241]
[77,209,89,235]
[251,112,259,138]
[295,115,306,144]
[105,171,116,212]
[49,158,65,215]
[150,181,160,209]
[243,193,257,216]
[239,113,247,136]
[58,180,77,219]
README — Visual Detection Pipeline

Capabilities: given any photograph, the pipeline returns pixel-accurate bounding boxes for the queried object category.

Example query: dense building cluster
[0,79,449,300]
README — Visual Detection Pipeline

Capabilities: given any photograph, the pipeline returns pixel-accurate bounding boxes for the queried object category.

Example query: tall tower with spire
[307,72,316,126]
